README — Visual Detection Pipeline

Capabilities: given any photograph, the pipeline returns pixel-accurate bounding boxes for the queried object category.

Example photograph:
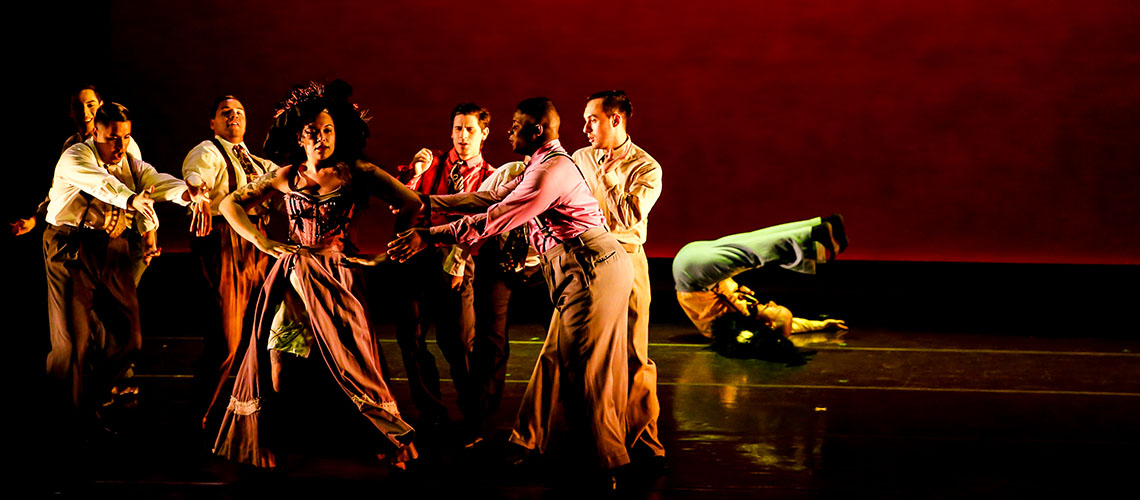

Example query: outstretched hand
[131,187,158,226]
[821,319,848,331]
[186,180,213,236]
[10,217,35,236]
[142,230,162,265]
[387,228,430,262]
[189,199,212,237]
[342,253,389,266]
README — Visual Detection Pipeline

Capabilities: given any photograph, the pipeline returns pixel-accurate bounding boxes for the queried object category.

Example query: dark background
[8,0,1140,264]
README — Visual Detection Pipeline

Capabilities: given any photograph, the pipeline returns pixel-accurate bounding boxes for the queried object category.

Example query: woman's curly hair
[263,79,371,168]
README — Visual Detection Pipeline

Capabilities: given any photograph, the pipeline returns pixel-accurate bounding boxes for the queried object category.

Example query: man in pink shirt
[389,98,634,486]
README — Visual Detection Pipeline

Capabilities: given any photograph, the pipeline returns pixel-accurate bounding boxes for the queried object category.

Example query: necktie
[233,144,260,182]
[449,160,466,193]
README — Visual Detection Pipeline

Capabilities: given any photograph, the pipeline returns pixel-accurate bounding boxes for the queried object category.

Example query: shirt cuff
[429,224,457,245]
[442,245,467,276]
[185,173,206,190]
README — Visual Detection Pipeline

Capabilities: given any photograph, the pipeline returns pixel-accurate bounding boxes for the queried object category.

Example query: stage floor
[28,316,1140,498]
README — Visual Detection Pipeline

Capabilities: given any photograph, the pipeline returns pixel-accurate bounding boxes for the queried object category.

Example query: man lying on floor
[671,215,848,363]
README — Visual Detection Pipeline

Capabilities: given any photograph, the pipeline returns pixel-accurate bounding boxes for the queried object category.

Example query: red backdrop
[14,0,1140,264]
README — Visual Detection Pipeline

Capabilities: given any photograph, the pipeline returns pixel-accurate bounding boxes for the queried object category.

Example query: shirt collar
[447,148,484,169]
[593,136,633,164]
[214,135,245,151]
[531,139,563,164]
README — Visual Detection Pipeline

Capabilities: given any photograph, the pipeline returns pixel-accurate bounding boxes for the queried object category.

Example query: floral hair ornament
[272,80,370,122]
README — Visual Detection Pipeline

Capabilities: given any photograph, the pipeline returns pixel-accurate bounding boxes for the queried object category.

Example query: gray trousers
[510,227,634,469]
[43,224,141,412]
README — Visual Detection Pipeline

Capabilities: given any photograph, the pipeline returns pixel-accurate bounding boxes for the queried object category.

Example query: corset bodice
[285,190,354,249]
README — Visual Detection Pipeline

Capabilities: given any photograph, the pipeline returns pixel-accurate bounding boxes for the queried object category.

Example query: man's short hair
[587,90,633,121]
[451,102,491,130]
[516,97,558,122]
[211,95,239,118]
[70,85,101,127]
[94,102,131,127]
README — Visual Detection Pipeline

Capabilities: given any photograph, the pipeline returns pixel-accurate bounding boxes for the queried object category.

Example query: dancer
[571,90,665,460]
[213,80,419,468]
[183,95,277,430]
[673,216,849,360]
[43,102,207,427]
[444,156,544,446]
[389,97,634,485]
[15,86,157,285]
[393,103,496,440]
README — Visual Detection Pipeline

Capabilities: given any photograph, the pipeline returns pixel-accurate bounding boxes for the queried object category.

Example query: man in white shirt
[182,95,277,430]
[573,90,665,461]
[44,102,207,425]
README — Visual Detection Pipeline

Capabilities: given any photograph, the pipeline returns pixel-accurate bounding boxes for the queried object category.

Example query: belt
[542,226,610,260]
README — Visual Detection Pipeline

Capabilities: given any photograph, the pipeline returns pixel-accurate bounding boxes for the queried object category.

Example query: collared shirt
[429,139,604,254]
[46,138,189,232]
[572,137,662,246]
[442,160,542,276]
[182,135,277,216]
[398,148,495,228]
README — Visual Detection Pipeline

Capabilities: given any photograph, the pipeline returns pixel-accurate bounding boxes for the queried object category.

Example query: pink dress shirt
[428,140,604,254]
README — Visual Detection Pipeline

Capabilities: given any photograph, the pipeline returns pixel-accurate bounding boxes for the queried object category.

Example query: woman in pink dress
[213,80,421,468]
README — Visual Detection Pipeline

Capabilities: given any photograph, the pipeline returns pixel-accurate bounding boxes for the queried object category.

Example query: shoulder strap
[541,150,588,181]
[209,137,239,193]
[125,152,141,191]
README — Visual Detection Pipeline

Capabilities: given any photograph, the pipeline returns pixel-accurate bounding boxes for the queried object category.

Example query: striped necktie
[449,159,466,193]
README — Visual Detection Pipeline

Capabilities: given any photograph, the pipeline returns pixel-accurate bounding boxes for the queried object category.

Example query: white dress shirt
[46,138,189,233]
[182,136,276,216]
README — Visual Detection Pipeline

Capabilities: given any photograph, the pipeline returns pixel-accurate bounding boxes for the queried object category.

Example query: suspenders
[532,150,587,245]
[78,143,141,236]
[208,137,264,193]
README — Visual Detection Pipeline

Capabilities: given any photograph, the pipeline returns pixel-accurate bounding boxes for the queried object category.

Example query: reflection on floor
[27,316,1140,498]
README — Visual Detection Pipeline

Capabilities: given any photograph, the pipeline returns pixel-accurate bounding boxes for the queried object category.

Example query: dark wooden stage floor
[18,255,1140,498]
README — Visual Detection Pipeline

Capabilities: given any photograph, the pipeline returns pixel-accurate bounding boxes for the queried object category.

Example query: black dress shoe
[810,222,838,261]
[823,213,848,253]
[501,441,536,467]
